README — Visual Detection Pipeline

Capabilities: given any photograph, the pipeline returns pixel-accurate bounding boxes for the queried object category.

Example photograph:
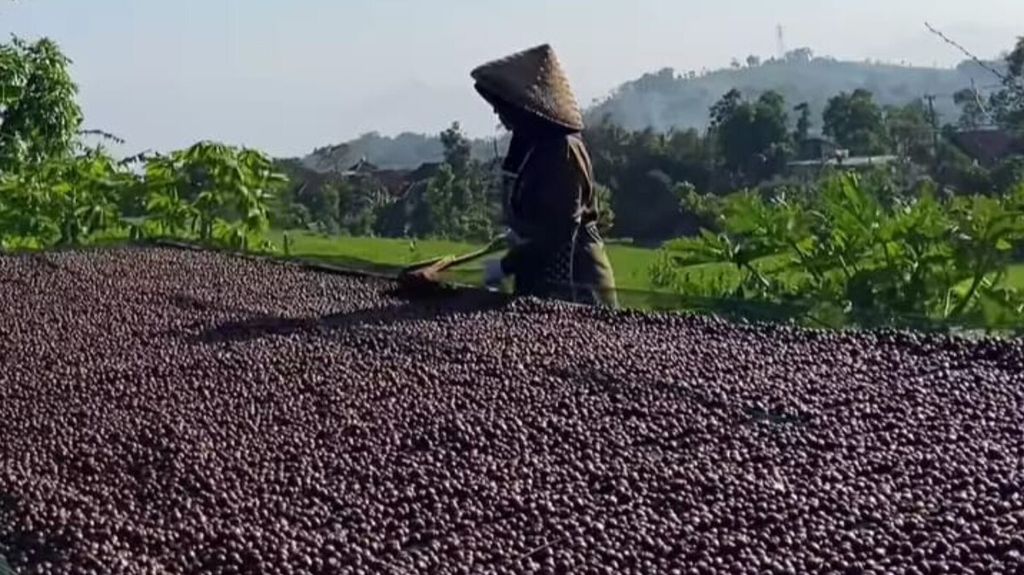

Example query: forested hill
[302,54,1001,171]
[301,132,508,172]
[587,54,1000,132]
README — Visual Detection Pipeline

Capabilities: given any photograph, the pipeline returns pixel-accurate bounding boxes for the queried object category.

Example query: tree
[440,122,471,175]
[709,89,743,128]
[0,147,131,248]
[794,102,812,145]
[959,38,1024,135]
[407,122,497,241]
[421,164,458,238]
[751,91,792,175]
[0,37,135,250]
[785,48,814,64]
[885,100,934,163]
[823,89,888,156]
[709,90,792,183]
[990,156,1024,195]
[1000,37,1024,133]
[335,178,381,236]
[143,142,284,248]
[953,88,991,129]
[0,37,82,173]
[1009,37,1024,79]
[746,55,761,68]
[584,118,712,240]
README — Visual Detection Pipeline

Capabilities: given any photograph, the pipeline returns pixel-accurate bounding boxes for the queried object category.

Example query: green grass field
[265,230,1024,314]
[266,230,670,290]
[264,230,737,287]
[264,231,768,310]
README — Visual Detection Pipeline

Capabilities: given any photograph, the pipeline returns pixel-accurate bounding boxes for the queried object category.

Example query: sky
[2,0,1022,157]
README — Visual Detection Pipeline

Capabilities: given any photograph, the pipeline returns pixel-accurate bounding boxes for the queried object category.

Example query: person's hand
[483,259,505,288]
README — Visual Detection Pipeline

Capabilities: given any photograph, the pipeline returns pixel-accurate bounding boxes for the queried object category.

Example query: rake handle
[403,235,509,275]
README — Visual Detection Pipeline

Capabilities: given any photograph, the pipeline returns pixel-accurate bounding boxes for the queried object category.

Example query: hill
[302,131,508,173]
[301,54,1002,171]
[587,55,1000,133]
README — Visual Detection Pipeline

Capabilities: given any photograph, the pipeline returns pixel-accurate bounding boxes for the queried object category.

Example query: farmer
[473,44,618,308]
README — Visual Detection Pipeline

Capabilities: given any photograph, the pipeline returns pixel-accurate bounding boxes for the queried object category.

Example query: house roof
[951,129,1019,164]
[407,162,442,181]
[374,169,415,198]
[788,155,899,168]
[341,157,381,176]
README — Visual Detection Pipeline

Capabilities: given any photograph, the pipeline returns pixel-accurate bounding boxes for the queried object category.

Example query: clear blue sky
[3,0,1022,157]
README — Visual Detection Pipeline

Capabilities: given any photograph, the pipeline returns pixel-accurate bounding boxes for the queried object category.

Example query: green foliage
[991,156,1024,195]
[951,43,1024,134]
[794,102,812,146]
[337,179,379,237]
[440,122,472,175]
[420,162,493,241]
[0,36,82,173]
[953,88,990,129]
[1001,38,1024,132]
[422,163,459,237]
[387,122,498,242]
[709,89,792,183]
[654,172,1024,330]
[593,182,615,236]
[885,100,935,164]
[823,89,888,156]
[141,142,284,248]
[0,140,283,252]
[0,147,130,248]
[585,119,711,241]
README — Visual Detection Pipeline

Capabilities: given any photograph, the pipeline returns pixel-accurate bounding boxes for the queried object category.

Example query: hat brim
[470,44,585,132]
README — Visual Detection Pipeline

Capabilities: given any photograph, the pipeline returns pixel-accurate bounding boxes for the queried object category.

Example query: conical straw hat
[471,44,584,132]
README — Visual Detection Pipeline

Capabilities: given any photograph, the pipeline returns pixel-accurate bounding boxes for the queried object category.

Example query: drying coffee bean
[0,247,1021,574]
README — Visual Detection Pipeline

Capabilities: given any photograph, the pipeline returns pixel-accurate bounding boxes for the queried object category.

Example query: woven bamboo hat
[471,44,584,132]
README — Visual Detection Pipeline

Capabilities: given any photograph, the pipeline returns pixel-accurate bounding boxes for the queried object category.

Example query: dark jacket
[500,131,618,307]
[471,44,617,307]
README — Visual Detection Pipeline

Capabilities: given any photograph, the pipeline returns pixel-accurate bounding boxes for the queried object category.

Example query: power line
[924,21,1021,97]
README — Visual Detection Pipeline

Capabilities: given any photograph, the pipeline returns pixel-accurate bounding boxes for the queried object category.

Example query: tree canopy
[0,37,82,172]
[823,89,888,156]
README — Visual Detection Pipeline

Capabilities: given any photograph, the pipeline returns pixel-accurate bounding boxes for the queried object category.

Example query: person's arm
[501,138,584,276]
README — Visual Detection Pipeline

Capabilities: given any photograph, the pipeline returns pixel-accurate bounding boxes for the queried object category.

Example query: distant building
[339,158,420,199]
[796,136,839,162]
[950,128,1021,166]
[340,157,380,177]
[405,162,442,184]
[788,151,900,182]
[789,132,900,177]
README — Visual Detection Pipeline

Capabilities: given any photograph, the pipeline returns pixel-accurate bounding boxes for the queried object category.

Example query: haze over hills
[302,52,1003,172]
[303,132,508,173]
[588,53,1000,132]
